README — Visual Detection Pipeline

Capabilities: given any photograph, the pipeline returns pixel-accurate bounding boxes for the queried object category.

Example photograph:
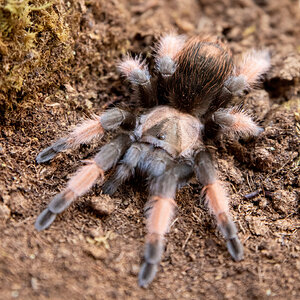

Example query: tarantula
[35,34,270,287]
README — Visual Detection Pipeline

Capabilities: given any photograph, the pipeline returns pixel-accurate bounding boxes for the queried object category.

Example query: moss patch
[0,0,74,110]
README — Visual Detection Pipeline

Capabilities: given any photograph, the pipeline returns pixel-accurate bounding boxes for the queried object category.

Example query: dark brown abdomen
[169,36,234,115]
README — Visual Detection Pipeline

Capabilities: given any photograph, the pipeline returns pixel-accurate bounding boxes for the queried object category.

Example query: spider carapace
[35,34,270,287]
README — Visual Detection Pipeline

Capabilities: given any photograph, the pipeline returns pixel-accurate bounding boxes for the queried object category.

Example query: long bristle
[118,55,147,77]
[67,162,104,197]
[203,181,229,219]
[146,196,176,236]
[67,116,103,147]
[217,108,262,137]
[155,33,186,59]
[238,49,271,86]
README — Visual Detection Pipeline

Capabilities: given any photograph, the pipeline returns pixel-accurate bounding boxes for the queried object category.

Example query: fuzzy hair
[202,181,229,220]
[237,49,271,87]
[118,54,148,77]
[67,162,104,197]
[154,33,186,60]
[145,196,177,236]
[214,107,262,138]
[67,115,103,147]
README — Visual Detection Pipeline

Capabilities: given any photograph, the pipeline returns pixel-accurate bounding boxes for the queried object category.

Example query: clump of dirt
[0,0,299,299]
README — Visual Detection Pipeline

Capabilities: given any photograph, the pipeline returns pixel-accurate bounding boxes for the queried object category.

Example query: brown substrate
[0,0,299,299]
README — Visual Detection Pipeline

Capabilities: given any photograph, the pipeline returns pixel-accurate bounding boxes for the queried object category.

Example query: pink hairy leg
[195,151,243,262]
[213,107,263,138]
[139,166,179,288]
[36,109,135,163]
[237,49,271,87]
[154,33,186,77]
[35,134,131,231]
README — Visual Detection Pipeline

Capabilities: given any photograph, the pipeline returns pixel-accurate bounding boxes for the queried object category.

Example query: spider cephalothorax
[35,34,270,287]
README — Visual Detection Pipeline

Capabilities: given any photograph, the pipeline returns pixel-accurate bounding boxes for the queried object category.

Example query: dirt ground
[0,0,300,299]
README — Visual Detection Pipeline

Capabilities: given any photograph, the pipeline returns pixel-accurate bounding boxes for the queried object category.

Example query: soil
[0,0,299,299]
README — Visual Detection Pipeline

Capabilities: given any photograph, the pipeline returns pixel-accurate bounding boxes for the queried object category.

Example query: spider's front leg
[139,163,193,288]
[194,150,243,261]
[36,108,135,163]
[35,134,131,231]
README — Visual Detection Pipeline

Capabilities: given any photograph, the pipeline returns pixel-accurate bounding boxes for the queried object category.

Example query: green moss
[0,0,74,109]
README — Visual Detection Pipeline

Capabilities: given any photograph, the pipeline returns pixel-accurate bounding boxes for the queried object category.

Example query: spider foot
[155,34,185,77]
[101,181,118,196]
[36,138,67,163]
[35,208,57,231]
[218,213,244,261]
[138,262,158,288]
[138,237,164,287]
[226,236,243,261]
[48,190,75,214]
[35,191,76,231]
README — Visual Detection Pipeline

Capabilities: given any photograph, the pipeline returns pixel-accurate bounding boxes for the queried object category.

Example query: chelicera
[35,34,270,287]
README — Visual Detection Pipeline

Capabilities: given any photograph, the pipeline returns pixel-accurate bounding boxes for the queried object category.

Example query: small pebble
[90,195,115,216]
[84,246,107,260]
[31,277,38,290]
[11,291,19,298]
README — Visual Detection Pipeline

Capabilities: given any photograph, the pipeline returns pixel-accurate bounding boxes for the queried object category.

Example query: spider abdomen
[170,36,234,114]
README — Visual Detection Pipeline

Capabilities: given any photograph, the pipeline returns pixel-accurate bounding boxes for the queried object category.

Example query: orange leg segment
[195,150,244,262]
[35,134,131,231]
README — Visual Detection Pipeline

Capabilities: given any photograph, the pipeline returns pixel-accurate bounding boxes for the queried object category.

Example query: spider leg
[194,150,243,261]
[139,162,193,288]
[102,143,145,195]
[35,134,131,231]
[139,169,177,288]
[118,56,155,107]
[204,107,262,139]
[36,108,135,163]
[237,49,271,87]
[218,49,270,102]
[153,34,186,105]
[154,33,185,78]
[103,144,174,195]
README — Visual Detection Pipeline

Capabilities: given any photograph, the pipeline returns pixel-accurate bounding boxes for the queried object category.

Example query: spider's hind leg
[118,56,156,108]
[154,33,185,78]
[204,107,262,139]
[236,49,270,88]
[154,34,186,104]
[35,134,131,231]
[218,49,271,101]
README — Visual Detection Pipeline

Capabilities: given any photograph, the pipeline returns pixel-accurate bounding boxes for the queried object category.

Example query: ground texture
[0,0,299,299]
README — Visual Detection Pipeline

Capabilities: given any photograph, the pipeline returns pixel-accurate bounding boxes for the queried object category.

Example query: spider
[35,34,270,287]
